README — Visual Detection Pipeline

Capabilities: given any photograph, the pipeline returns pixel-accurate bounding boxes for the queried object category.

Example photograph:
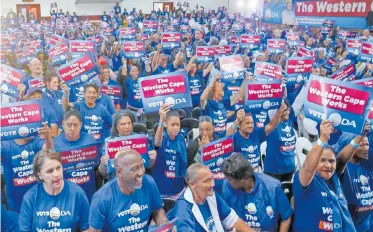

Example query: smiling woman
[18,150,90,232]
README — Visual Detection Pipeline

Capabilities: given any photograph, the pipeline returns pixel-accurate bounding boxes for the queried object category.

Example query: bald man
[19,58,44,93]
[89,149,168,232]
[168,163,254,232]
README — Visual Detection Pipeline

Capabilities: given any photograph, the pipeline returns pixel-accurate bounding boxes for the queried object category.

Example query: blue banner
[304,75,373,134]
[285,57,313,84]
[0,65,25,99]
[0,100,44,140]
[139,71,192,113]
[245,79,283,112]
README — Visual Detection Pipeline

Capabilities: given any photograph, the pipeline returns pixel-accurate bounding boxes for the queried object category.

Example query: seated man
[168,163,255,232]
[89,149,169,231]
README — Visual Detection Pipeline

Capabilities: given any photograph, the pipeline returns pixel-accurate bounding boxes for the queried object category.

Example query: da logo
[360,175,369,185]
[49,207,61,220]
[164,97,176,107]
[262,100,271,110]
[266,206,274,218]
[1,84,9,93]
[216,157,224,167]
[79,86,84,92]
[296,75,303,83]
[91,115,98,122]
[80,74,89,82]
[248,146,254,153]
[18,126,30,137]
[328,113,356,128]
[129,203,141,216]
[75,162,86,169]
[60,54,66,60]
[21,150,29,159]
[246,203,257,214]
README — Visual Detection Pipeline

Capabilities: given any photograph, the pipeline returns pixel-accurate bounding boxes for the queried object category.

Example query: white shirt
[282,10,296,25]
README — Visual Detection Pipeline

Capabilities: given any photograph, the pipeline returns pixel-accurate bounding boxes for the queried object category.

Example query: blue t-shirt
[112,53,123,72]
[189,71,205,107]
[96,93,116,115]
[203,100,228,139]
[19,181,89,232]
[1,204,19,232]
[169,191,233,231]
[264,120,296,174]
[73,102,112,142]
[53,132,98,200]
[1,137,45,212]
[252,111,269,129]
[233,128,266,169]
[89,175,163,231]
[20,75,39,93]
[221,173,293,231]
[293,171,356,232]
[42,89,64,125]
[198,201,217,231]
[152,63,176,75]
[101,15,109,22]
[340,158,373,231]
[123,76,143,109]
[114,6,121,14]
[152,132,187,196]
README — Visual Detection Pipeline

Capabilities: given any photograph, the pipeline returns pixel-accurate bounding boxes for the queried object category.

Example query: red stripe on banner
[247,83,283,100]
[106,137,148,159]
[294,0,371,17]
[1,104,41,127]
[307,80,370,115]
[60,145,97,165]
[202,137,233,162]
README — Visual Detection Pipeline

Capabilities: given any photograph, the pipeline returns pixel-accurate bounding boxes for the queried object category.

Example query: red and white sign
[161,32,181,43]
[106,136,147,159]
[215,46,232,55]
[254,62,283,80]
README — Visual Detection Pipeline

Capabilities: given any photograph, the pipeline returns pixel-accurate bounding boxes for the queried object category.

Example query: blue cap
[24,87,43,98]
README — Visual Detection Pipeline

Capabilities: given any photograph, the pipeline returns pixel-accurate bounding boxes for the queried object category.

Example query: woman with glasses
[19,150,89,232]
[53,110,99,201]
[98,110,157,179]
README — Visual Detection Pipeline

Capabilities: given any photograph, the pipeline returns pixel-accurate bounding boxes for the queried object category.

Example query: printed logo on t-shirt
[244,203,261,228]
[117,203,149,217]
[206,216,216,232]
[36,207,71,220]
[246,203,257,214]
[352,175,373,211]
[266,206,274,219]
[12,150,37,186]
[84,114,103,139]
[318,207,336,231]
[164,149,177,178]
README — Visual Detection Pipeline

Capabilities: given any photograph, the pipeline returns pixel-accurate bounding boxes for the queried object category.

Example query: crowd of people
[1,2,373,232]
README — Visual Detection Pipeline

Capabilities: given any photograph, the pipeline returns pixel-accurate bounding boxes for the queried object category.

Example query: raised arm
[264,102,287,136]
[152,44,162,71]
[186,55,197,72]
[60,82,74,111]
[299,120,333,187]
[200,74,220,110]
[173,50,183,68]
[202,62,214,77]
[154,104,170,147]
[336,123,370,175]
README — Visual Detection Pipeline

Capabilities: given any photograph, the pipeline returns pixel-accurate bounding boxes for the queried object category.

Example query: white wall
[1,0,263,17]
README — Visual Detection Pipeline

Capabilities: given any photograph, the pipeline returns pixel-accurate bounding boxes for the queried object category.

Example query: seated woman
[62,82,112,143]
[19,150,89,231]
[293,120,363,232]
[168,163,254,232]
[221,153,293,231]
[152,104,187,197]
[98,110,157,179]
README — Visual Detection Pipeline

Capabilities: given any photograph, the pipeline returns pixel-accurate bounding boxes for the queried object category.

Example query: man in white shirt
[282,1,296,25]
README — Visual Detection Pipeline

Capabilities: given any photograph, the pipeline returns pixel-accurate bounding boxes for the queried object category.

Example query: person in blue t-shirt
[1,204,19,232]
[41,71,64,126]
[293,120,362,232]
[114,2,121,14]
[335,128,373,231]
[89,76,117,115]
[168,163,254,231]
[101,11,109,23]
[72,12,79,22]
[152,105,187,196]
[19,150,89,232]
[226,102,287,171]
[53,110,100,200]
[19,58,44,93]
[1,123,52,213]
[151,44,183,75]
[89,149,169,232]
[221,153,293,231]
[62,82,112,142]
[98,110,157,178]
[200,73,246,139]
[264,100,297,181]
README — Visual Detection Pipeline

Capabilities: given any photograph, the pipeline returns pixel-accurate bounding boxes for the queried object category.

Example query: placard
[297,47,315,58]
[48,34,66,46]
[69,40,96,59]
[196,46,215,63]
[0,100,43,140]
[0,65,25,99]
[215,45,232,56]
[254,62,283,80]
[16,48,36,64]
[240,34,260,50]
[48,42,69,66]
[285,57,313,84]
[219,55,245,81]
[28,78,45,89]
[267,39,286,54]
[56,143,99,171]
[359,42,373,62]
[139,71,192,113]
[100,85,121,104]
[161,32,181,49]
[330,64,355,81]
[304,75,373,134]
[143,20,158,33]
[202,136,233,180]
[346,39,361,55]
[149,218,178,232]
[105,135,150,173]
[56,54,99,86]
[118,27,136,40]
[245,79,283,112]
[122,41,145,58]
[352,77,373,129]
